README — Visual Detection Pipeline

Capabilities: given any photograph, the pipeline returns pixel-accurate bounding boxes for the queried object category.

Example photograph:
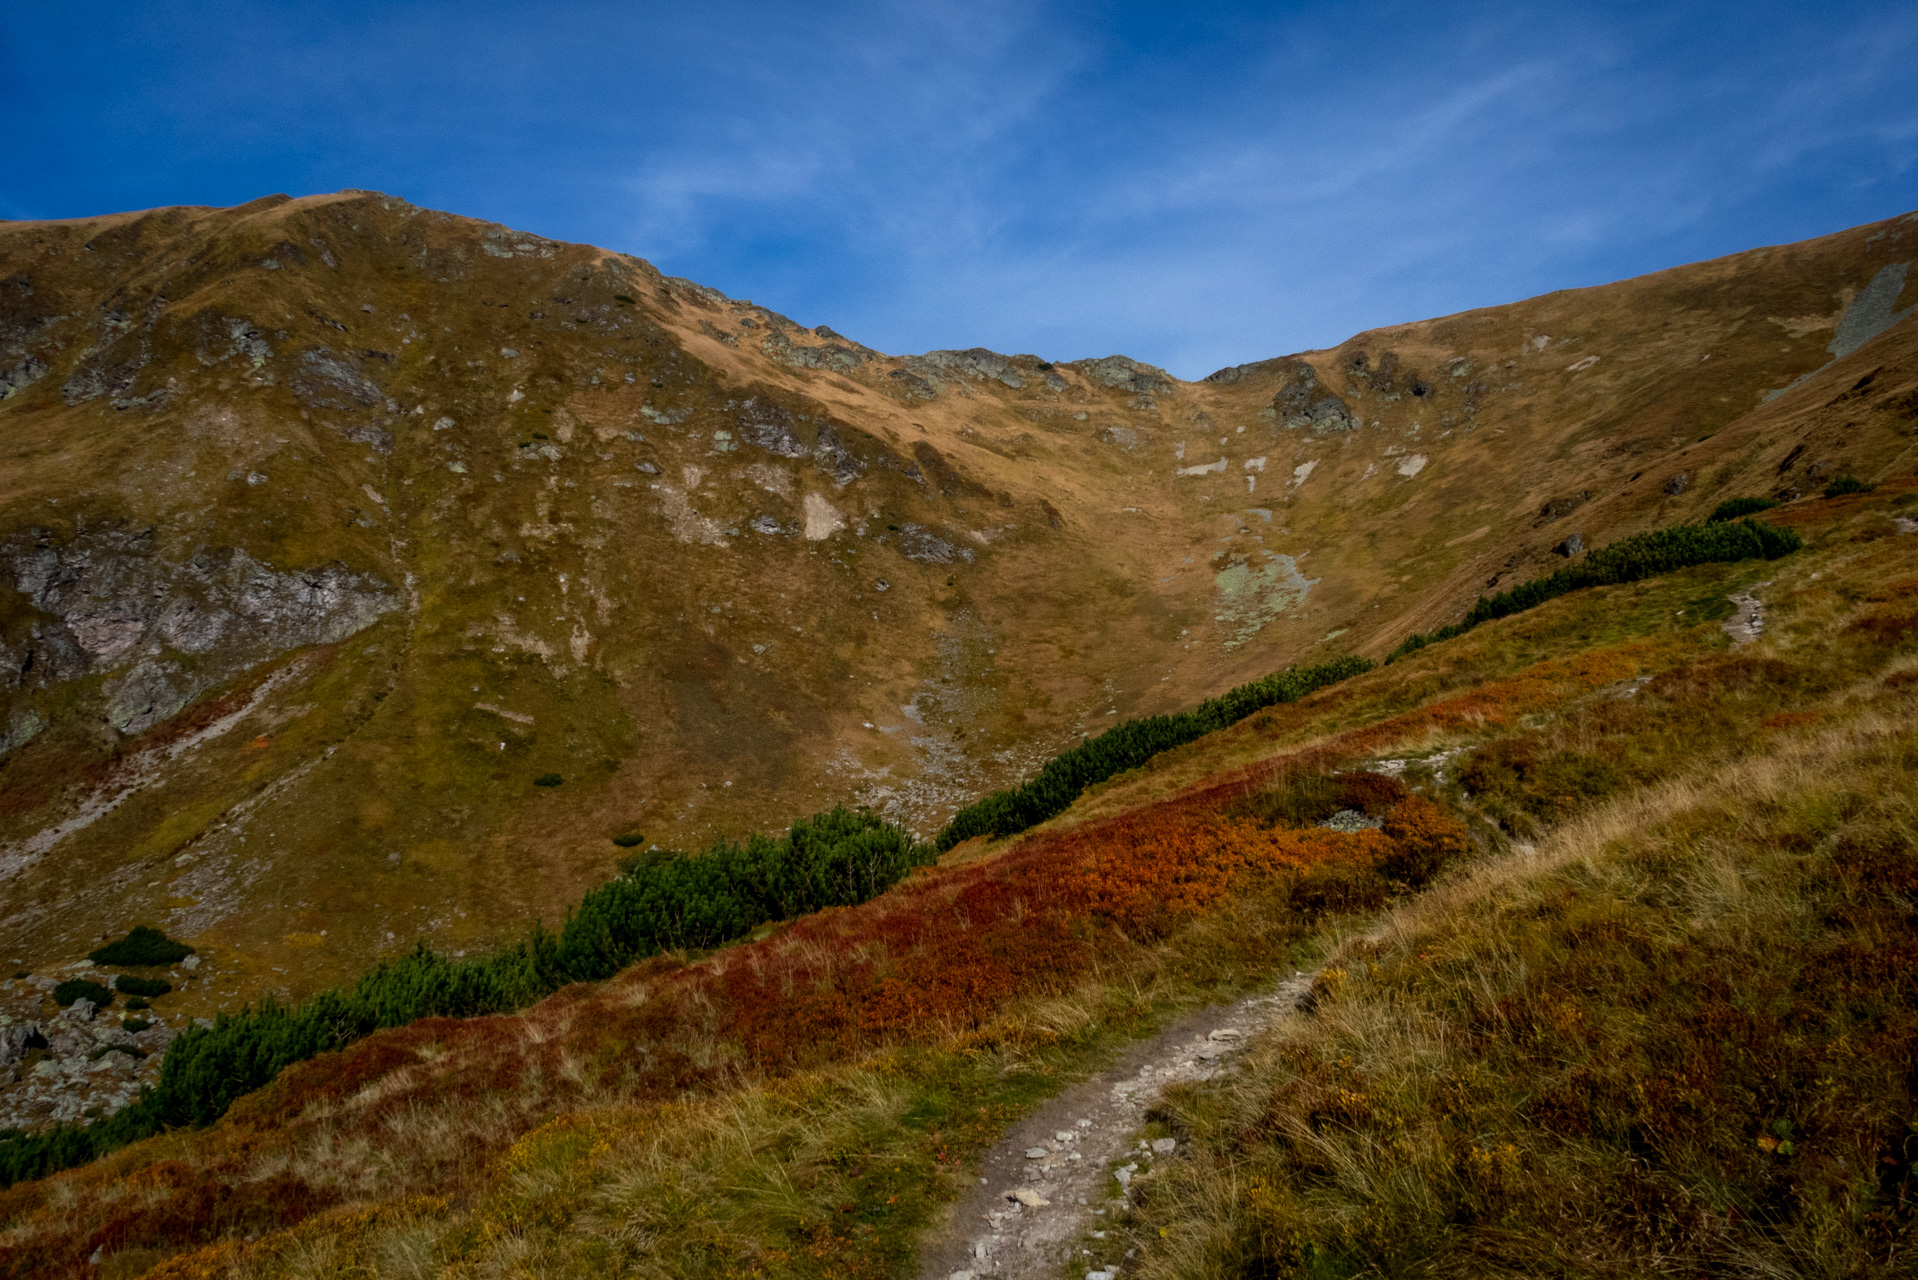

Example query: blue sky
[4,2,1916,378]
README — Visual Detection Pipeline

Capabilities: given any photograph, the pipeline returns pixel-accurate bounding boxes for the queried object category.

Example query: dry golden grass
[1122,692,1918,1278]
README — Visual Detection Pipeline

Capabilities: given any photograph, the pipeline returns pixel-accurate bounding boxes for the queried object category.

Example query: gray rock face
[896,523,975,565]
[3,524,399,741]
[909,349,1028,390]
[1078,355,1174,396]
[760,329,865,373]
[1555,533,1585,557]
[0,1022,47,1068]
[887,367,939,401]
[1273,362,1357,434]
[0,354,47,400]
[191,313,272,368]
[1830,262,1914,360]
[293,346,384,409]
[814,424,864,486]
[735,398,811,457]
[731,398,866,485]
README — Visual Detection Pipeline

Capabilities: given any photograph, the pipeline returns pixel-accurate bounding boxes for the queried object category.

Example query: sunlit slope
[0,475,1909,1279]
[0,193,1911,1012]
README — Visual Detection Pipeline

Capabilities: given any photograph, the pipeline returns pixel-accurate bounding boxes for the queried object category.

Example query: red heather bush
[2,785,1471,1278]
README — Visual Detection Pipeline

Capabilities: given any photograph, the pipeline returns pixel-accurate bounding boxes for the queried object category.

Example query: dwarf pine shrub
[88,926,193,967]
[936,655,1373,851]
[112,976,171,999]
[1708,496,1779,522]
[1823,475,1873,497]
[52,979,112,1009]
[1388,519,1803,662]
[0,805,927,1189]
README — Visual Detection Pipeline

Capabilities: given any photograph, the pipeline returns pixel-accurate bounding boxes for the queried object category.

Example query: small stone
[500,347,519,358]
[1208,1029,1242,1041]
[1056,1130,1076,1142]
[1008,1189,1050,1207]
[181,956,201,971]
[1152,1138,1177,1154]
[950,1271,976,1280]
[1025,1147,1048,1159]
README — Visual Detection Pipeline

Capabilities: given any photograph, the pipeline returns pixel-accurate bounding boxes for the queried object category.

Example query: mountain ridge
[0,189,1911,1027]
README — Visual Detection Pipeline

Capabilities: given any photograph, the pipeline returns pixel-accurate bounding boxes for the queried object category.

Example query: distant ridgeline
[0,807,928,1190]
[1387,518,1804,663]
[935,656,1374,852]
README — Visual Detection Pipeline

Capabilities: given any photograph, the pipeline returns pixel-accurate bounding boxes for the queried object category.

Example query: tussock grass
[1121,702,1918,1278]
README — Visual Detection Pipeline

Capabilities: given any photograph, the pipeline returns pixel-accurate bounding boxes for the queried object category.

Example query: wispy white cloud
[7,0,1916,376]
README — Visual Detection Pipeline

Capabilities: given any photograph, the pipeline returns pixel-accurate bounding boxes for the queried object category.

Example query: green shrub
[1389,520,1803,662]
[0,804,927,1191]
[611,832,646,848]
[124,997,150,1011]
[1708,496,1779,522]
[122,1017,150,1033]
[113,976,171,999]
[535,773,563,787]
[935,656,1372,851]
[88,926,193,967]
[1823,475,1874,498]
[52,979,112,1009]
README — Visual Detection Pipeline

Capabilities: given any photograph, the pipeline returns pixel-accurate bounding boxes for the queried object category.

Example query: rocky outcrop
[1075,355,1173,396]
[893,348,1070,398]
[1272,361,1358,434]
[3,523,398,740]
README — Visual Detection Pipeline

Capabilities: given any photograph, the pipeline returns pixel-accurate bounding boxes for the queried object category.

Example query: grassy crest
[1389,519,1802,661]
[0,806,926,1189]
[935,656,1373,852]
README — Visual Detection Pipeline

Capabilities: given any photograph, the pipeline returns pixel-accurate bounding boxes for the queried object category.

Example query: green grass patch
[1388,519,1802,662]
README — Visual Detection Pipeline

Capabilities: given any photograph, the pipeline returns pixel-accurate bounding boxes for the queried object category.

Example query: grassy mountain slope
[0,477,1909,1277]
[0,197,1912,1094]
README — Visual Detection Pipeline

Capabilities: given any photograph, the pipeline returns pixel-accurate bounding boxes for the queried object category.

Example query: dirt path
[1723,582,1770,646]
[914,971,1317,1280]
